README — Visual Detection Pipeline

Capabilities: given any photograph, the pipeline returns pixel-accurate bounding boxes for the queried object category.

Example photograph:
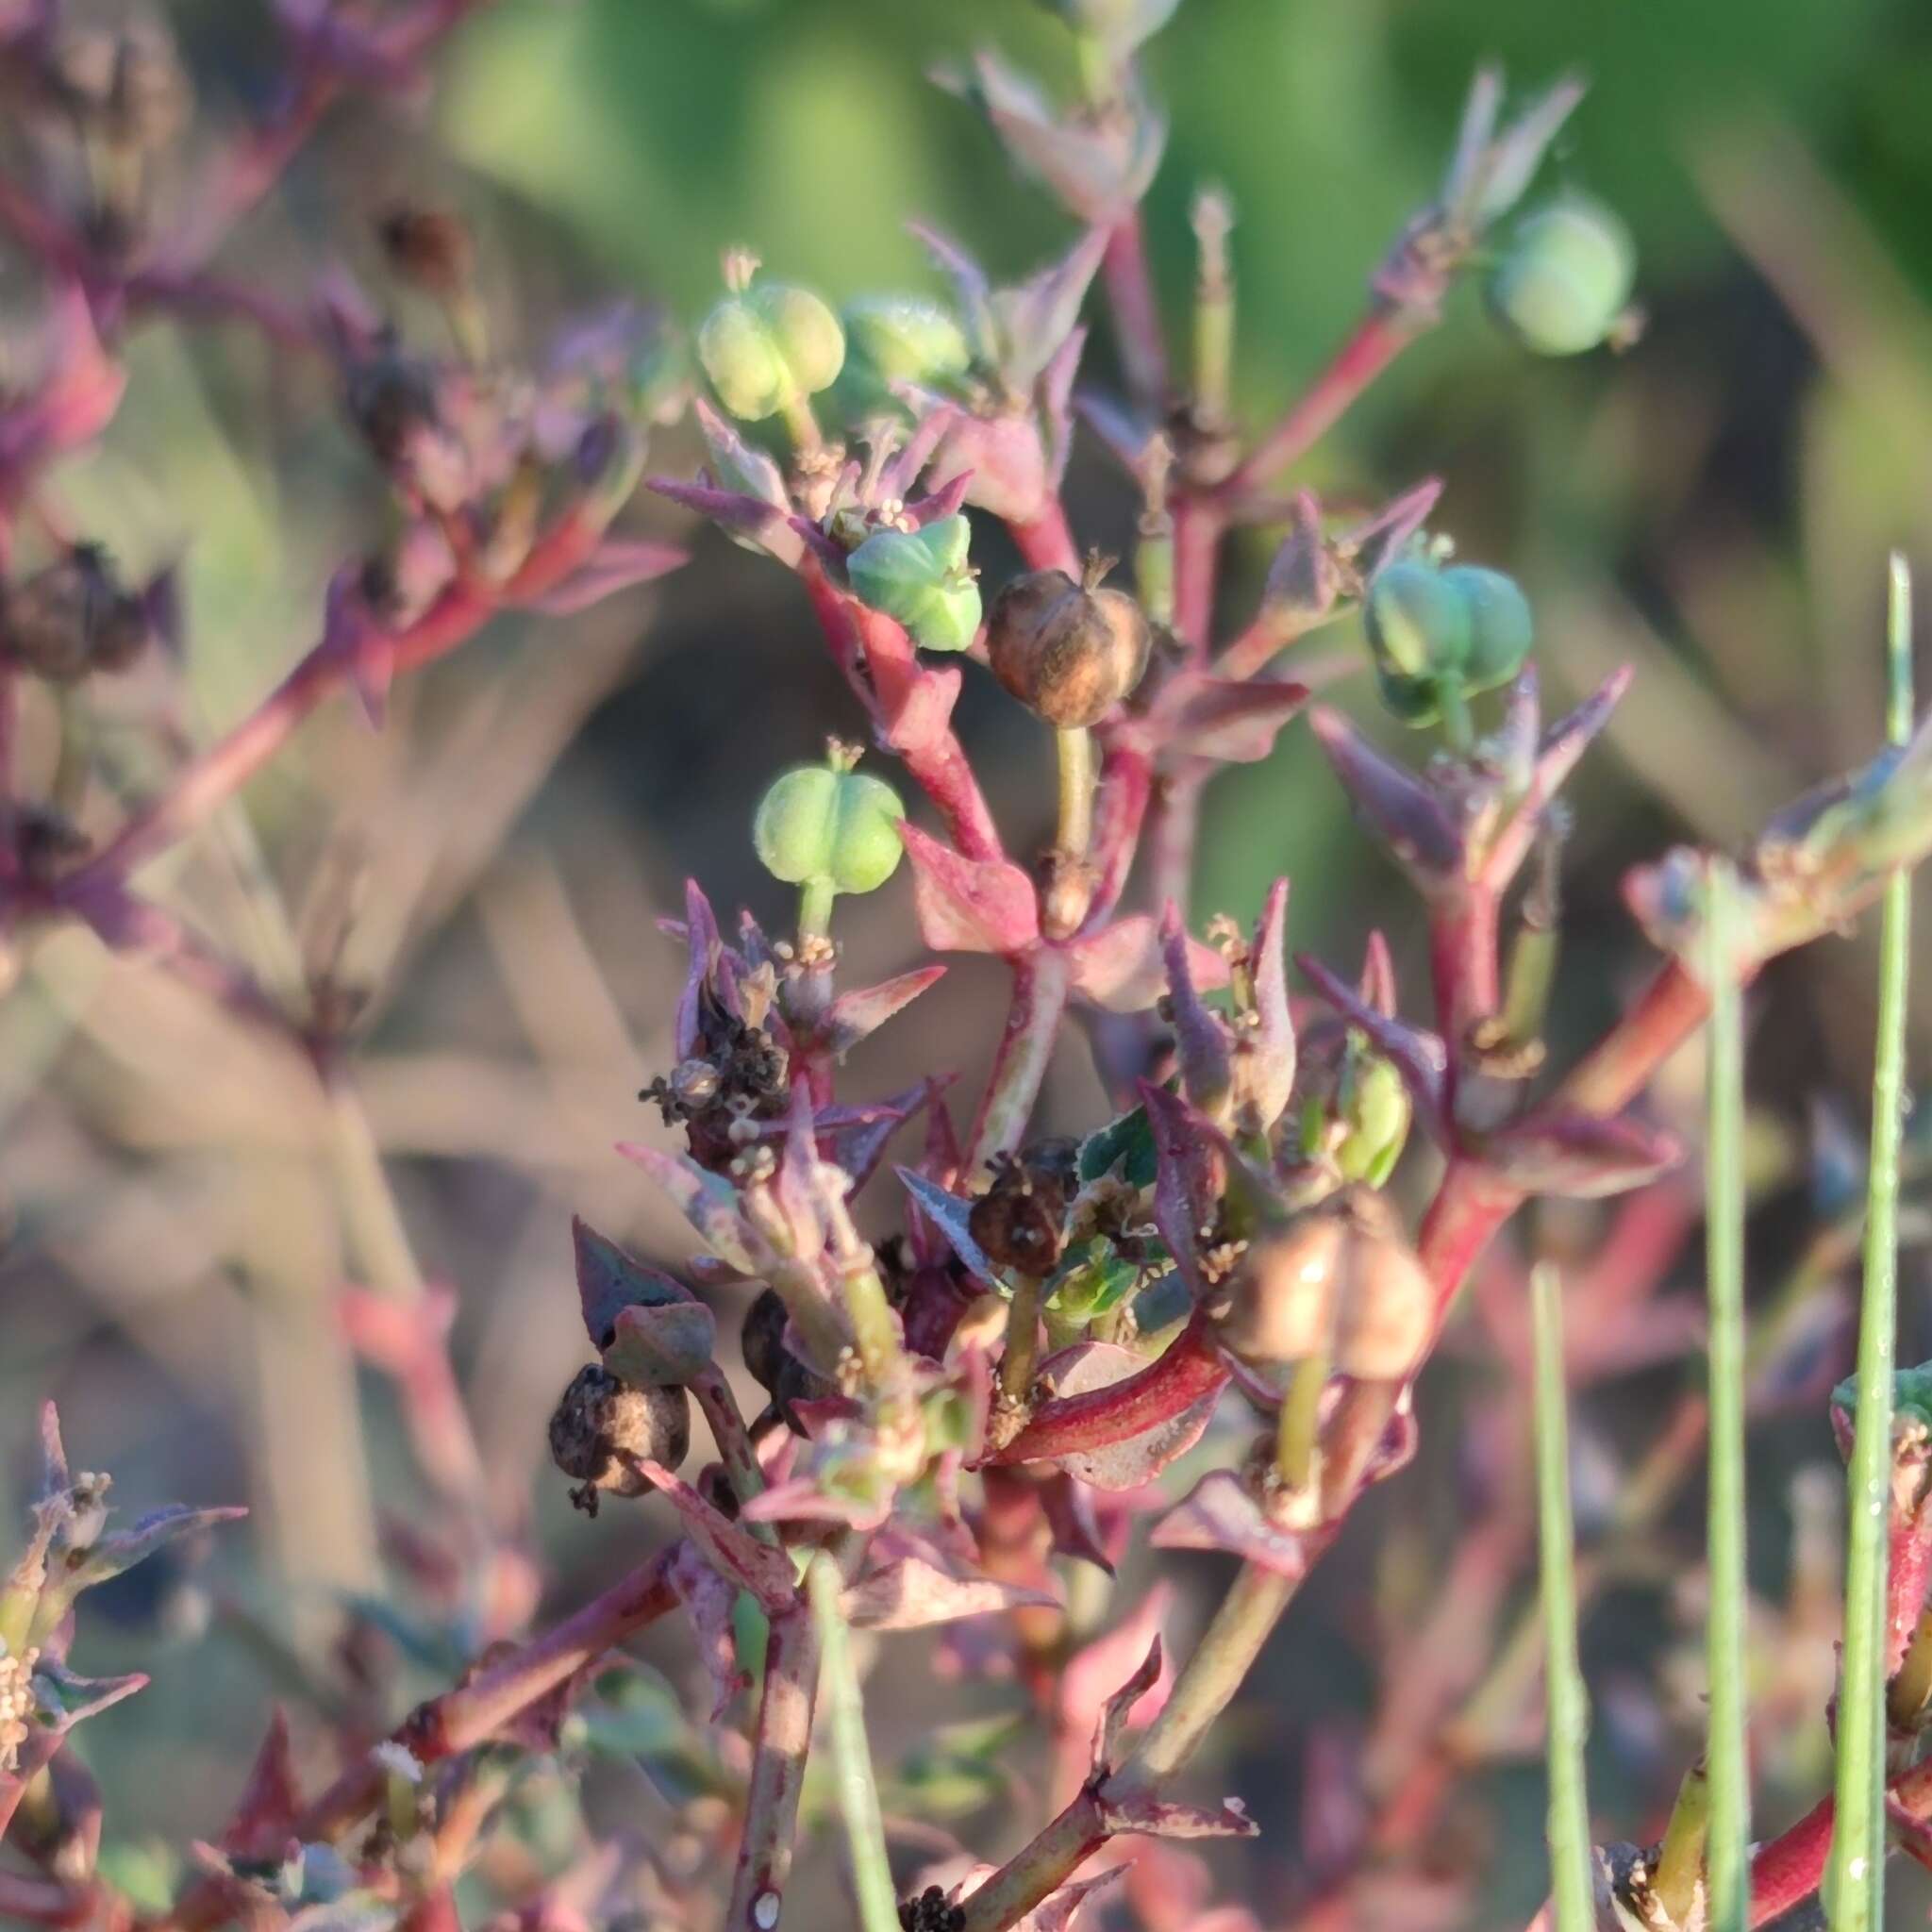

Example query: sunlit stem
[1532,1262,1595,1932]
[1827,552,1915,1932]
[1703,859,1751,1932]
[1274,1348,1329,1492]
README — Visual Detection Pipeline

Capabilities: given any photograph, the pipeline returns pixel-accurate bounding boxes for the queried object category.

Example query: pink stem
[1084,741,1153,925]
[1008,500,1082,577]
[1144,769,1203,922]
[1223,307,1418,499]
[1172,498,1223,653]
[1429,882,1500,1110]
[799,566,1004,862]
[724,1605,823,1932]
[54,478,630,895]
[967,947,1072,1176]
[1101,210,1168,411]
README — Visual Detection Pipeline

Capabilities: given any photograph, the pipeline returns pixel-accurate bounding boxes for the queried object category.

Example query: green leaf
[1077,1104,1158,1188]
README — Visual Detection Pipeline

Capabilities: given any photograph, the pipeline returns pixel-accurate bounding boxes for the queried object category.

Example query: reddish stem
[1100,210,1168,412]
[724,1605,822,1932]
[1084,741,1154,925]
[799,566,1004,863]
[1008,499,1082,577]
[1144,768,1204,923]
[1172,498,1223,653]
[983,1318,1229,1466]
[54,475,634,897]
[1558,958,1711,1117]
[1223,307,1418,499]
[967,947,1072,1176]
[1429,882,1500,1064]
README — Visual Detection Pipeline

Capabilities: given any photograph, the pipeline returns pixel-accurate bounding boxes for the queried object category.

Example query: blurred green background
[11,0,1932,1924]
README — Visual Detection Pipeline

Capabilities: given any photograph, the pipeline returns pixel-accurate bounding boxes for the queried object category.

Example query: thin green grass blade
[1827,552,1916,1931]
[1532,1262,1595,1932]
[1705,857,1751,1932]
[807,1555,901,1932]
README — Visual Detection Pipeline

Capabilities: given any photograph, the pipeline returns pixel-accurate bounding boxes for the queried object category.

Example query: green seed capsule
[698,277,845,422]
[1441,564,1533,692]
[1485,196,1635,358]
[1364,559,1470,683]
[753,763,905,896]
[843,296,972,389]
[846,515,982,653]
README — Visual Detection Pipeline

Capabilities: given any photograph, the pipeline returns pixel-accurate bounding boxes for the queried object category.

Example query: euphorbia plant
[7,6,1932,1932]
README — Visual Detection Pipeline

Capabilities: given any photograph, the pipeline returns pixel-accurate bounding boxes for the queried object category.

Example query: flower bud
[845,514,981,653]
[753,758,905,896]
[985,558,1152,729]
[548,1364,690,1513]
[697,264,845,423]
[1212,1189,1433,1383]
[376,204,475,301]
[1485,195,1636,358]
[843,296,972,390]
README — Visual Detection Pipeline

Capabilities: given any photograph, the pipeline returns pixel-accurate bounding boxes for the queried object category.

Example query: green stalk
[1827,552,1915,1931]
[807,1555,899,1932]
[797,875,837,941]
[1704,858,1751,1932]
[1531,1263,1595,1932]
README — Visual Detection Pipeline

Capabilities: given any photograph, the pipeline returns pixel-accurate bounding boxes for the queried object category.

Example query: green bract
[846,515,981,653]
[1486,195,1636,358]
[1363,557,1535,731]
[698,279,845,422]
[1336,1052,1411,1187]
[754,764,906,896]
[844,297,973,389]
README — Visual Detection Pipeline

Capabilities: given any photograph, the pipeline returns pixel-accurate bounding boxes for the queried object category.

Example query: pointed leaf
[1476,1109,1683,1200]
[220,1708,304,1861]
[636,1461,797,1613]
[1151,1470,1310,1580]
[1296,954,1447,1141]
[1093,1632,1165,1775]
[1064,911,1226,1014]
[1038,1341,1219,1491]
[615,1142,759,1274]
[824,967,947,1058]
[842,1556,1059,1632]
[575,1216,698,1349]
[897,1168,1001,1286]
[1160,678,1311,764]
[1160,905,1233,1119]
[1307,706,1461,882]
[901,824,1039,957]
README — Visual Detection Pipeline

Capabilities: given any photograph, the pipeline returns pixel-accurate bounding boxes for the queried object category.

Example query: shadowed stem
[725,1603,823,1932]
[808,1557,900,1932]
[968,948,1072,1180]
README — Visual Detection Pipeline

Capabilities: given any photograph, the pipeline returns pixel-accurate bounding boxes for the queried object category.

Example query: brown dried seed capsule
[547,1364,690,1514]
[377,205,476,300]
[0,546,150,682]
[1213,1186,1434,1383]
[899,1887,965,1932]
[984,556,1152,729]
[968,1147,1072,1276]
[740,1285,790,1393]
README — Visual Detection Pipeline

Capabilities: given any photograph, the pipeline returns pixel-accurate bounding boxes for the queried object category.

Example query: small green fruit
[698,275,845,422]
[843,296,972,389]
[1364,558,1534,731]
[754,762,905,896]
[846,515,981,653]
[1486,196,1635,358]
[1441,564,1534,691]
